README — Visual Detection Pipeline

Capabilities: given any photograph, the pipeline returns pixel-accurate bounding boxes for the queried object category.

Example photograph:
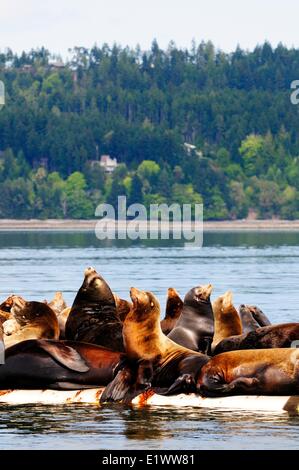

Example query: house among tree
[99,155,118,173]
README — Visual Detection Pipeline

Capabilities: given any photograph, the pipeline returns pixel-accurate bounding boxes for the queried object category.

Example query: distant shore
[1,219,299,231]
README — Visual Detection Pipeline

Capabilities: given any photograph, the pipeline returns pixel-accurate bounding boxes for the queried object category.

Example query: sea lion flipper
[100,367,134,403]
[158,374,196,396]
[37,340,90,373]
[100,364,150,404]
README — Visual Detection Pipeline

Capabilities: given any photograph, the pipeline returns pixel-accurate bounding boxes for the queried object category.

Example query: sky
[0,0,298,57]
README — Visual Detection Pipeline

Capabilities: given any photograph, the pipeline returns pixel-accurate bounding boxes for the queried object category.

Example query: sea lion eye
[150,301,154,308]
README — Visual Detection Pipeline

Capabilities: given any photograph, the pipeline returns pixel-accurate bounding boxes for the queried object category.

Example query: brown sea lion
[47,291,67,316]
[213,323,299,355]
[0,339,123,390]
[65,267,124,352]
[160,288,183,335]
[100,287,209,403]
[167,284,214,353]
[113,293,132,322]
[239,304,271,334]
[197,348,299,396]
[57,306,71,339]
[4,297,60,349]
[211,291,242,353]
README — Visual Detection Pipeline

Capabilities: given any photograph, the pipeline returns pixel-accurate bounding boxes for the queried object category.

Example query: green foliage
[1,42,299,219]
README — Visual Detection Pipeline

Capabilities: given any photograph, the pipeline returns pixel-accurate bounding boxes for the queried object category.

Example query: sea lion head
[48,291,67,315]
[76,267,115,306]
[184,284,213,309]
[11,297,57,327]
[129,287,160,322]
[165,288,183,319]
[213,291,234,315]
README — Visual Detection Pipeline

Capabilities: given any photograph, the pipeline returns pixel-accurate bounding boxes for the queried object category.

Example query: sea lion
[160,288,183,335]
[197,348,299,396]
[211,291,242,353]
[57,306,71,339]
[213,323,299,354]
[4,297,60,348]
[239,304,260,334]
[65,267,124,352]
[100,287,209,403]
[248,305,271,327]
[47,291,67,316]
[113,293,132,322]
[239,304,271,334]
[0,339,123,390]
[167,284,214,353]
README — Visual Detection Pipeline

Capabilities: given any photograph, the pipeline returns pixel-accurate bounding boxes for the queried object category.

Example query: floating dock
[0,388,298,413]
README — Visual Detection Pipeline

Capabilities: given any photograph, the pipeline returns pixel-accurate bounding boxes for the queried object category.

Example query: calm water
[0,230,298,450]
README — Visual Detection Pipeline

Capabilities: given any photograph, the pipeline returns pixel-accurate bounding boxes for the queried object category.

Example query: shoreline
[1,218,299,231]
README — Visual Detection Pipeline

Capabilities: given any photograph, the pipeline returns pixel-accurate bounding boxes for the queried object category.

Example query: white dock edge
[0,389,298,413]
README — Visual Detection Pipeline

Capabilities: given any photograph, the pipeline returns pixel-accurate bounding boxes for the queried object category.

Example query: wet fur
[65,268,124,352]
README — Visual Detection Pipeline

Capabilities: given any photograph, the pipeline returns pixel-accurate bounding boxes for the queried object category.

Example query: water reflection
[0,404,298,449]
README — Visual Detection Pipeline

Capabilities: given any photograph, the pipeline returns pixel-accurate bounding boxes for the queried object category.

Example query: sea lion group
[0,266,298,402]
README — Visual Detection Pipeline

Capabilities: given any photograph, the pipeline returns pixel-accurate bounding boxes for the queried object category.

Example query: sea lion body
[197,348,299,396]
[239,305,271,334]
[101,288,209,403]
[213,323,299,354]
[65,267,124,351]
[167,284,214,353]
[4,297,60,348]
[160,288,183,335]
[211,291,242,352]
[0,339,122,390]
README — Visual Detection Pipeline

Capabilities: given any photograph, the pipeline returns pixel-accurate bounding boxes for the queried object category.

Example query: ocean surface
[0,230,298,450]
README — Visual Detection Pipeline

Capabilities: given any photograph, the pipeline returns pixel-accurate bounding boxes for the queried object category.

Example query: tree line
[1,41,299,219]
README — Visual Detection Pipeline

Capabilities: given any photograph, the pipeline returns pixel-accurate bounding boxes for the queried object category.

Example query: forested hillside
[1,41,299,219]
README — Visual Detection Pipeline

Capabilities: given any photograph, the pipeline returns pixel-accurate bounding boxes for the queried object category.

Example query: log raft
[0,388,298,413]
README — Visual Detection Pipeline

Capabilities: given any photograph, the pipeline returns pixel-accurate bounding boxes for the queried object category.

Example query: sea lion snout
[84,266,96,275]
[196,283,213,301]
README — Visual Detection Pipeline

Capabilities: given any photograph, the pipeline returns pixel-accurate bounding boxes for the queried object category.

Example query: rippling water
[0,230,298,449]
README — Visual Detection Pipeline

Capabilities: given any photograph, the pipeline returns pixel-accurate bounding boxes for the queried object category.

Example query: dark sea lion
[160,288,183,335]
[65,267,124,352]
[113,293,132,322]
[4,297,60,348]
[211,291,242,353]
[0,339,123,390]
[239,304,260,334]
[47,291,67,316]
[213,323,299,355]
[167,284,214,353]
[100,287,209,403]
[247,305,271,327]
[197,348,299,396]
